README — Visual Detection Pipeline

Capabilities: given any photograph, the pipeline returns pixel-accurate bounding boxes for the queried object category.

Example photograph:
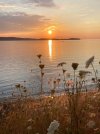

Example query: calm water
[0,39,100,98]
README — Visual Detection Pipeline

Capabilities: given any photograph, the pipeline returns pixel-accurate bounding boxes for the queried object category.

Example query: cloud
[0,3,15,8]
[25,0,56,7]
[0,12,50,33]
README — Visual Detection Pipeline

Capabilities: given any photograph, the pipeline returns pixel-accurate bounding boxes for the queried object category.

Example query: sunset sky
[0,0,100,39]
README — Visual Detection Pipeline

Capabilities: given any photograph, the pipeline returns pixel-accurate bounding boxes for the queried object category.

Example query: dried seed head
[37,54,42,59]
[72,63,79,70]
[85,56,94,68]
[57,62,66,67]
[63,69,67,74]
[79,70,91,78]
[39,64,45,69]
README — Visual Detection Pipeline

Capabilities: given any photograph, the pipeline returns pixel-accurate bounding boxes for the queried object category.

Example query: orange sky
[0,0,100,39]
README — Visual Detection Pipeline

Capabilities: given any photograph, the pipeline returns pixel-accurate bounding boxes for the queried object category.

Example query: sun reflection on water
[48,40,52,60]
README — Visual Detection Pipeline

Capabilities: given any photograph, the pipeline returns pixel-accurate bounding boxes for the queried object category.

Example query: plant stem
[41,70,43,94]
[91,63,97,81]
[73,70,76,94]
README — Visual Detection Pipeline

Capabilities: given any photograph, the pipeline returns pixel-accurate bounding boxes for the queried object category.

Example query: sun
[48,30,52,35]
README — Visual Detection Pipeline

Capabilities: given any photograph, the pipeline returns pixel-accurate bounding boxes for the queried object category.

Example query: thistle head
[85,56,94,68]
[72,63,79,70]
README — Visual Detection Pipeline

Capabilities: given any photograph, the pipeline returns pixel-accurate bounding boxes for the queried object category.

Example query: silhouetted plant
[67,63,90,134]
[86,56,97,81]
[56,78,61,90]
[37,54,42,63]
[79,70,91,92]
[57,62,66,67]
[57,62,67,91]
[37,54,45,94]
[85,56,100,91]
[51,89,55,97]
[15,84,22,97]
[15,83,28,97]
[72,63,79,94]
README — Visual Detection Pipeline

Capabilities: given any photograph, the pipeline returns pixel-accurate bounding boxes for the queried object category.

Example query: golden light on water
[48,40,52,59]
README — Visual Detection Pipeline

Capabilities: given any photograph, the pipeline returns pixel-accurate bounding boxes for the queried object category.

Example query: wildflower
[72,63,79,70]
[85,56,94,68]
[47,120,60,134]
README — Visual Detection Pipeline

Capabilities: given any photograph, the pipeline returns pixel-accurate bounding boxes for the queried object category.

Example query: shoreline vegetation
[0,55,100,133]
[0,37,80,41]
[0,91,100,134]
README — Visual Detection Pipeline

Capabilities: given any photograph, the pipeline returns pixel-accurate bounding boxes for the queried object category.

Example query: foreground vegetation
[0,55,100,134]
[0,91,100,134]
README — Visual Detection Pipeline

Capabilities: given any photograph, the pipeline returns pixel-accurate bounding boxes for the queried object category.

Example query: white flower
[47,120,60,134]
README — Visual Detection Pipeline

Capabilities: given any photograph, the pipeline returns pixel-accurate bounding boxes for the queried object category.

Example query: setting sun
[48,30,52,35]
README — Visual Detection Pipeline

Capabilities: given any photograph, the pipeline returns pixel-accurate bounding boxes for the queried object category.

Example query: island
[0,37,80,41]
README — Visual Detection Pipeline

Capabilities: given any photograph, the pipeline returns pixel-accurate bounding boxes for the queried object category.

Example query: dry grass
[0,91,100,134]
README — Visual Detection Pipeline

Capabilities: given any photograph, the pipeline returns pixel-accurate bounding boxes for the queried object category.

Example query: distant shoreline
[0,37,80,41]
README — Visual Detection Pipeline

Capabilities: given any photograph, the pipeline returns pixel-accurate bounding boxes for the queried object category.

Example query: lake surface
[0,39,100,98]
